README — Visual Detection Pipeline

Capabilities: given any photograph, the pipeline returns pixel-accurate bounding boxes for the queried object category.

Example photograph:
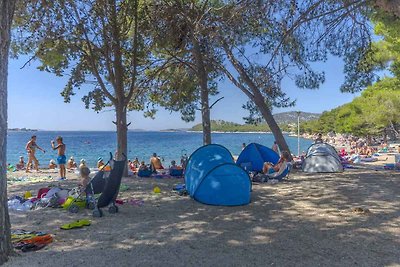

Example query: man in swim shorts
[25,135,46,172]
[51,136,66,180]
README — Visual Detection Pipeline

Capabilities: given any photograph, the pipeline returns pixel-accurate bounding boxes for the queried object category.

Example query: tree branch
[210,96,224,109]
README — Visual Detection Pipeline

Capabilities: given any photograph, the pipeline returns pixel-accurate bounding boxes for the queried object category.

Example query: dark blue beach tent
[184,144,251,206]
[236,143,280,172]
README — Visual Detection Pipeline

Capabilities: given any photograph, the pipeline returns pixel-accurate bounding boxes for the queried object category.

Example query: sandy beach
[3,161,400,267]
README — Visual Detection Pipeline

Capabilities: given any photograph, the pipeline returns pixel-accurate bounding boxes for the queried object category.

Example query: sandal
[21,243,46,252]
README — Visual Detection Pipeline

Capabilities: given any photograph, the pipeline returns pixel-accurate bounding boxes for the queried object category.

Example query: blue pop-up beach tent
[236,143,280,172]
[184,144,251,206]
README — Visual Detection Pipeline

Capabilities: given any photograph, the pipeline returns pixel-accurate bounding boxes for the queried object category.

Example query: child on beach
[48,159,57,169]
[51,136,66,180]
[79,166,91,189]
[16,156,25,170]
[79,159,87,169]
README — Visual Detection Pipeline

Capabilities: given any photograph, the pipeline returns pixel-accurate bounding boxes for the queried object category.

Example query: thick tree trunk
[115,103,128,176]
[192,40,212,145]
[0,0,16,264]
[253,96,292,158]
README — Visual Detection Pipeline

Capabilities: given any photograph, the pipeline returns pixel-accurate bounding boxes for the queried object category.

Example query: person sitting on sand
[139,161,148,171]
[170,160,181,170]
[314,133,323,143]
[150,153,164,172]
[25,135,46,173]
[16,156,25,170]
[97,157,104,169]
[48,159,57,169]
[132,157,139,167]
[67,156,77,169]
[263,151,291,174]
[79,159,87,169]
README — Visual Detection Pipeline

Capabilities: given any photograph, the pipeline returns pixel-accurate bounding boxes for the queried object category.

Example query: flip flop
[21,243,46,252]
[60,219,91,230]
[76,219,91,227]
[60,222,83,230]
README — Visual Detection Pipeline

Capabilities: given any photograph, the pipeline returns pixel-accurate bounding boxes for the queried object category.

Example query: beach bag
[37,188,51,199]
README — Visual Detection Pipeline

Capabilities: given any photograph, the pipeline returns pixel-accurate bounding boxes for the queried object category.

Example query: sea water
[7,131,313,168]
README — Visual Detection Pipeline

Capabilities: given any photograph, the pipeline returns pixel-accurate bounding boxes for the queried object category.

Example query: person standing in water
[51,136,66,180]
[25,135,46,172]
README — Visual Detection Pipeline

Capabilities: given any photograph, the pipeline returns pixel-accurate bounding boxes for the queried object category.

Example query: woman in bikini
[25,135,46,172]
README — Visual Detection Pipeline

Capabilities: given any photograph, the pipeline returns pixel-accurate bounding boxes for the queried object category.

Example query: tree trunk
[192,40,212,145]
[221,42,292,157]
[115,103,128,176]
[0,0,16,264]
[253,96,292,159]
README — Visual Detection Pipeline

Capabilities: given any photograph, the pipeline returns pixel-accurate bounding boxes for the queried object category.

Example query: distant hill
[8,128,37,132]
[190,120,268,132]
[273,111,320,124]
[189,112,320,132]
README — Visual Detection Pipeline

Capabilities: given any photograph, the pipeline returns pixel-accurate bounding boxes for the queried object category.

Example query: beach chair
[253,162,292,183]
[269,162,292,181]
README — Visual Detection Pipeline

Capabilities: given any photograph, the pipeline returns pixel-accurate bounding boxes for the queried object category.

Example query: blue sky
[8,55,359,131]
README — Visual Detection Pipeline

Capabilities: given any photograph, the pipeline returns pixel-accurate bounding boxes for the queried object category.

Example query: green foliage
[144,1,222,123]
[302,77,400,136]
[190,120,270,132]
[189,120,299,133]
[12,0,149,112]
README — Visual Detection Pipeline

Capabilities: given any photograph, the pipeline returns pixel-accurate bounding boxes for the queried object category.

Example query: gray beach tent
[302,143,344,173]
